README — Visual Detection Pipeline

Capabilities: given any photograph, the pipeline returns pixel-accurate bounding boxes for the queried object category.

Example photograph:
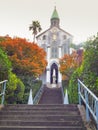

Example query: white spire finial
[54,1,56,9]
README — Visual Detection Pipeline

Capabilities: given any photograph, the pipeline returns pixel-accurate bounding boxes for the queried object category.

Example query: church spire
[50,7,60,28]
[51,6,59,20]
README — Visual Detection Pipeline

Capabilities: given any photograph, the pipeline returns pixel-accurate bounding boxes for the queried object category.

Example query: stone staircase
[0,104,86,130]
[38,86,63,104]
[0,86,86,130]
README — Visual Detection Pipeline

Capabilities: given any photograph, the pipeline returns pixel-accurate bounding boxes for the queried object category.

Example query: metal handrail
[0,80,8,104]
[33,85,44,104]
[78,79,98,130]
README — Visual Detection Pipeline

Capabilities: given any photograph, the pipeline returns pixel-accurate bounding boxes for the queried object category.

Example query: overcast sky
[0,0,98,44]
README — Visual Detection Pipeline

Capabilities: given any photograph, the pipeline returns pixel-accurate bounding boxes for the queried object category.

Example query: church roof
[51,7,59,19]
[36,27,73,38]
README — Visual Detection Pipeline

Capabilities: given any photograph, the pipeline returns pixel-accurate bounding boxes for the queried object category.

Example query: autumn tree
[59,51,79,81]
[0,36,47,102]
[0,36,47,78]
[29,21,42,42]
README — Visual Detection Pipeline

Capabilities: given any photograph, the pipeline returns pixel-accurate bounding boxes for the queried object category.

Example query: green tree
[81,34,98,95]
[69,33,98,103]
[29,21,42,42]
[0,48,11,80]
[0,47,25,104]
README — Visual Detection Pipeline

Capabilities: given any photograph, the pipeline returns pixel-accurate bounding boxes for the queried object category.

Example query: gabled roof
[36,28,50,38]
[36,27,73,39]
[58,27,73,37]
[51,7,59,19]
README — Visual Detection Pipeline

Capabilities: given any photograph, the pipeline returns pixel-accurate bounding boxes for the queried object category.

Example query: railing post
[61,86,64,104]
[28,88,33,105]
[78,80,82,105]
[85,90,90,122]
[1,81,7,105]
[96,101,98,130]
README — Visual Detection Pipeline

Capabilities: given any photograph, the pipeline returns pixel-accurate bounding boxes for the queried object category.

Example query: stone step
[5,104,77,107]
[0,115,82,121]
[0,110,80,115]
[0,120,83,126]
[0,126,86,130]
[2,104,79,112]
[4,104,78,109]
[0,86,86,130]
[3,107,78,111]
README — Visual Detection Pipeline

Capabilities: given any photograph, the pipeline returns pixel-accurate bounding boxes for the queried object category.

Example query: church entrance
[50,63,58,84]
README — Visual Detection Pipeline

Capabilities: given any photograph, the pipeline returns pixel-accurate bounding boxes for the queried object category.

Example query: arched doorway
[50,63,58,84]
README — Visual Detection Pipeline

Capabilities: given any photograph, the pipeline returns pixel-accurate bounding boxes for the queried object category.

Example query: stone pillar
[47,46,50,61]
[59,46,62,58]
[46,46,50,86]
[58,71,62,86]
[46,68,50,86]
[58,46,62,86]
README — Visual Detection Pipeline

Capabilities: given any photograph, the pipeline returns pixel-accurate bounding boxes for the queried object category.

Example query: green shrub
[68,65,83,104]
[5,72,25,104]
[21,77,42,104]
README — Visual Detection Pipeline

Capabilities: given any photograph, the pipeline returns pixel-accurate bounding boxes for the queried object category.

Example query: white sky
[0,0,98,44]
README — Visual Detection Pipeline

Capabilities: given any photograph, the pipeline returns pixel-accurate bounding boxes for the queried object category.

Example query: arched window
[62,43,66,56]
[64,44,67,54]
[63,35,67,39]
[62,43,69,55]
[42,44,46,51]
[43,35,46,40]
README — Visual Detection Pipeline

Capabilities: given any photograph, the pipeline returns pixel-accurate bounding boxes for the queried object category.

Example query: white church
[36,7,73,87]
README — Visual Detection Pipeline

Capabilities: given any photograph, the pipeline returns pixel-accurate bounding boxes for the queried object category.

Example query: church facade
[36,7,73,87]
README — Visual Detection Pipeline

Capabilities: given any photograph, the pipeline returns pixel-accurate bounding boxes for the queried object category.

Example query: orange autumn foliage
[0,36,47,77]
[59,51,80,80]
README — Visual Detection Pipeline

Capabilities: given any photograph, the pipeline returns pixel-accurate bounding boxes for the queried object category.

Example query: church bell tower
[50,7,60,28]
